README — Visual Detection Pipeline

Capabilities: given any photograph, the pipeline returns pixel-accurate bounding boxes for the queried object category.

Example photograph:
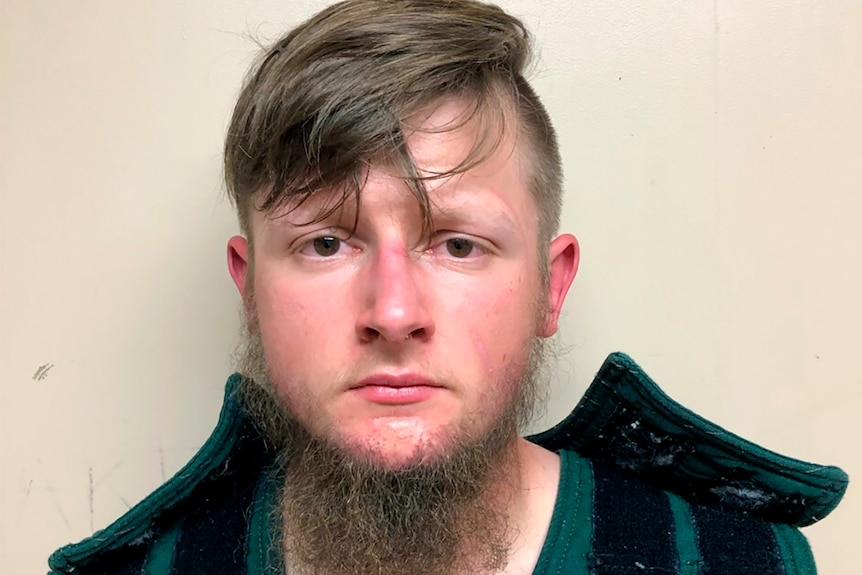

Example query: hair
[224,0,563,269]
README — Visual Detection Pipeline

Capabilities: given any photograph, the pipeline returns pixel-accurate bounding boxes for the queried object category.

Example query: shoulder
[547,450,817,574]
[47,376,277,575]
[529,353,848,575]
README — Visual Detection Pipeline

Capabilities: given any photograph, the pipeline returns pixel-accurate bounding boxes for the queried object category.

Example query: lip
[351,373,443,389]
[349,373,444,405]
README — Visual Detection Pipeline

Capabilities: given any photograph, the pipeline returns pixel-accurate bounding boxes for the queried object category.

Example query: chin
[334,417,462,470]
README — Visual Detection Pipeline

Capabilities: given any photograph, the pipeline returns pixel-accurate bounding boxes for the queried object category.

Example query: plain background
[1,0,859,572]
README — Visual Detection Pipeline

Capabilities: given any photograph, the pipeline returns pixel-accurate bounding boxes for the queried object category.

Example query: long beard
[235,319,549,575]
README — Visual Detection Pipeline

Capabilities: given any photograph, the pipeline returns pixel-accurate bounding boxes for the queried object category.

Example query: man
[48,1,846,574]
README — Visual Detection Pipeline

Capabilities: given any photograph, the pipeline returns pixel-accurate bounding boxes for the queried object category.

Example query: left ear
[538,233,580,337]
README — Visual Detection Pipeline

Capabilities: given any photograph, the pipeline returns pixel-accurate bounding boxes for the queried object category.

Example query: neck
[493,438,561,575]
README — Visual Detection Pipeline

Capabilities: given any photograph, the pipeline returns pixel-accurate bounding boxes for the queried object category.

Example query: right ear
[227,235,250,300]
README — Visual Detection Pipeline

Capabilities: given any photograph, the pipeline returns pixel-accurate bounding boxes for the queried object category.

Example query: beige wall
[1,0,858,572]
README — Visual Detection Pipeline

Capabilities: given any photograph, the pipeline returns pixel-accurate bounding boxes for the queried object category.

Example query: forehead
[250,96,536,232]
[406,98,531,211]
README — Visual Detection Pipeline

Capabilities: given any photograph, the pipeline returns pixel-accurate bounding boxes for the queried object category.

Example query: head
[224,1,579,573]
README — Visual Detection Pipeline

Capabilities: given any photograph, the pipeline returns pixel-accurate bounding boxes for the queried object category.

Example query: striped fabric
[535,452,816,575]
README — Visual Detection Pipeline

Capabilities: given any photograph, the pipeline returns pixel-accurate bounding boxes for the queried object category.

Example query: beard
[235,311,550,575]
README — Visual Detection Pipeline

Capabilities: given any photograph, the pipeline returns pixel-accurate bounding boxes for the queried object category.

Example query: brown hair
[224,0,563,264]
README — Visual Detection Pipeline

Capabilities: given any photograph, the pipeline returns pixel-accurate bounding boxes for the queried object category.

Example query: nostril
[360,326,381,343]
[357,325,428,344]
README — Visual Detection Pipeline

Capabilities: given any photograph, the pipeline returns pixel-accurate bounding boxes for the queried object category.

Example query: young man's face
[228,99,578,469]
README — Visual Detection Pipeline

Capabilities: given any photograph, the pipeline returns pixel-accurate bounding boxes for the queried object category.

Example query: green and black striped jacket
[48,353,848,575]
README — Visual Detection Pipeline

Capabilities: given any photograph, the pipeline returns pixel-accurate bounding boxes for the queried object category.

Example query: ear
[538,233,580,337]
[227,235,250,300]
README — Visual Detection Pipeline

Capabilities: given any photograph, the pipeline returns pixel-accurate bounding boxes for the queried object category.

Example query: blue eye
[445,237,475,258]
[312,236,341,256]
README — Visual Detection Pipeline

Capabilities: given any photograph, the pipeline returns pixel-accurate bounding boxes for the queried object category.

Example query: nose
[355,246,435,343]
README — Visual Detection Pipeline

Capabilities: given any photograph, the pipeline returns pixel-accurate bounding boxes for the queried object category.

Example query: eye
[311,236,341,257]
[445,237,477,258]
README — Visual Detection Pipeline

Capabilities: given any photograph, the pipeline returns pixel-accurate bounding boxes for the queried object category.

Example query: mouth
[349,373,445,405]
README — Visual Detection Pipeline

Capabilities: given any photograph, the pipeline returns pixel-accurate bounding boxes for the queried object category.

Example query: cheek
[463,281,535,373]
[253,283,336,419]
[253,278,334,372]
[257,288,309,338]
